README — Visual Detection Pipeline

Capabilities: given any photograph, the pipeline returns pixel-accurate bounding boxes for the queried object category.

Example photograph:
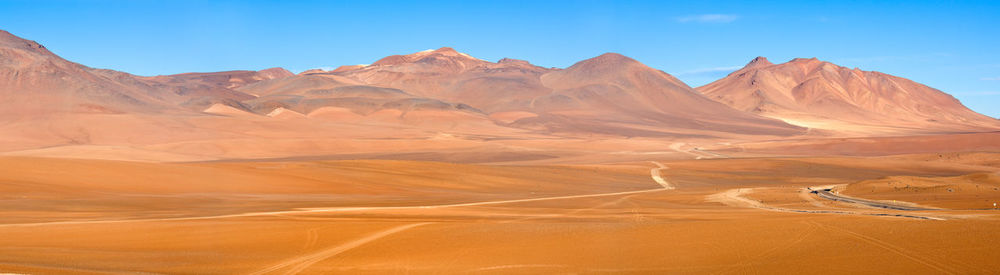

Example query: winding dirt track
[707,188,945,220]
[668,143,706,159]
[813,189,937,211]
[0,161,673,273]
[649,161,674,189]
[239,162,679,274]
[0,162,676,228]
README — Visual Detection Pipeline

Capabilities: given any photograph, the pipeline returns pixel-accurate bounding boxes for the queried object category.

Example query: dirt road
[812,188,938,211]
[707,188,944,220]
[0,162,676,228]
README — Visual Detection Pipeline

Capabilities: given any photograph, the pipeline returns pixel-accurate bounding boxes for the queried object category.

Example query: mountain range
[0,29,996,160]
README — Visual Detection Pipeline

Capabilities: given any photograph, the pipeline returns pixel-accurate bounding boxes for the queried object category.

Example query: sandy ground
[0,150,999,274]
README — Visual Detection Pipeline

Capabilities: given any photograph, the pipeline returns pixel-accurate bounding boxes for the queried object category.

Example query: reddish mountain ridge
[525,53,803,136]
[138,68,293,110]
[314,47,555,113]
[1,29,998,161]
[697,57,1000,134]
[0,29,298,115]
[0,30,181,115]
[322,49,804,137]
[2,28,994,144]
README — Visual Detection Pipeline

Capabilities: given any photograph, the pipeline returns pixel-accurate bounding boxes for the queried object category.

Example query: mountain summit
[697,57,1000,134]
[1,28,994,142]
[745,56,773,68]
[0,30,180,115]
[531,53,804,136]
[368,47,486,68]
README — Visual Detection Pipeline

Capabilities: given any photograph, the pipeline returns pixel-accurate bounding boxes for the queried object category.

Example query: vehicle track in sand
[0,163,675,227]
[707,188,945,220]
[712,221,819,275]
[807,221,961,274]
[668,143,728,160]
[649,161,675,189]
[245,162,677,274]
[249,222,433,275]
[811,187,939,211]
[669,143,708,159]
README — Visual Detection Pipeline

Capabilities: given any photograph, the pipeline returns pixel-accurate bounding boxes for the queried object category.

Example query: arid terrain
[2,145,999,274]
[1,28,1000,274]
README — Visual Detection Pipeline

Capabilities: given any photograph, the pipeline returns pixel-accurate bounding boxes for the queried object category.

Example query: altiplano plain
[2,149,1000,274]
[1,11,1000,273]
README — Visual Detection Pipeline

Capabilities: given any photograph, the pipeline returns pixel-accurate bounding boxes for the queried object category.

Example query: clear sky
[1,0,998,118]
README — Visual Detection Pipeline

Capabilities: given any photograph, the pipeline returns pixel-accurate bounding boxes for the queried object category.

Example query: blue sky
[1,0,998,118]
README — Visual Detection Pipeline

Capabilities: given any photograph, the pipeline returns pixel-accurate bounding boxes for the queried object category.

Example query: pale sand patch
[203,103,256,117]
[266,107,307,119]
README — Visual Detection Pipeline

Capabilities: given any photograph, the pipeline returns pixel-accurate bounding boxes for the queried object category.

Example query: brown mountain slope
[326,48,568,114]
[322,49,803,137]
[325,48,558,114]
[329,47,499,100]
[526,53,803,136]
[234,72,487,120]
[697,57,1000,135]
[0,30,182,115]
[0,30,256,152]
[0,32,525,156]
[139,68,293,110]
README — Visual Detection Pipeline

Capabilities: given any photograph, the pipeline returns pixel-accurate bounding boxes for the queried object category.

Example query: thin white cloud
[980,76,1000,81]
[675,14,739,23]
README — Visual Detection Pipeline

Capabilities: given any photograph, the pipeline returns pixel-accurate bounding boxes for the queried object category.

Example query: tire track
[302,227,319,249]
[712,221,818,274]
[649,161,675,189]
[249,222,432,275]
[1,163,676,228]
[812,187,939,211]
[707,188,944,220]
[807,221,957,274]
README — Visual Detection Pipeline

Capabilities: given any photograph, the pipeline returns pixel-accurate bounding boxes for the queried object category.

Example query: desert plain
[1,135,1000,274]
[0,28,999,274]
